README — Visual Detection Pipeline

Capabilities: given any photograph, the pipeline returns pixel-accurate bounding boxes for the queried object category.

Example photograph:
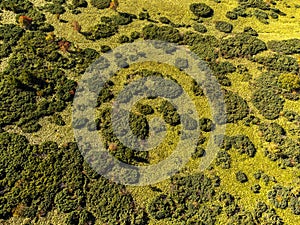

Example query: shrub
[192,146,206,158]
[111,12,136,26]
[251,184,261,193]
[191,79,204,96]
[183,32,219,61]
[87,23,118,40]
[147,195,175,219]
[238,0,270,10]
[138,11,150,20]
[148,173,218,222]
[142,24,182,43]
[283,110,299,122]
[252,88,284,120]
[215,21,233,33]
[254,9,269,24]
[0,24,24,46]
[224,90,249,123]
[129,112,149,140]
[220,33,267,58]
[231,135,256,157]
[253,54,299,73]
[90,0,110,9]
[159,16,172,25]
[50,113,65,126]
[87,177,148,224]
[100,45,111,53]
[72,0,88,8]
[135,103,154,115]
[215,150,231,169]
[258,122,286,144]
[189,3,214,18]
[243,26,258,36]
[193,23,207,33]
[226,11,238,20]
[268,185,291,209]
[0,0,33,13]
[210,61,236,75]
[181,114,198,130]
[268,39,300,54]
[232,5,249,17]
[42,4,66,14]
[158,100,180,126]
[199,118,215,132]
[236,171,248,183]
[118,35,131,43]
[130,31,140,40]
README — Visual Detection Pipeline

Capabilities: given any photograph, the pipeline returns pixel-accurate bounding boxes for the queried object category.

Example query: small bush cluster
[259,122,300,167]
[236,171,248,183]
[199,117,215,132]
[224,90,249,123]
[129,112,149,140]
[189,3,214,18]
[226,11,238,20]
[191,79,204,96]
[90,0,110,9]
[220,33,267,58]
[267,184,300,215]
[96,107,149,165]
[243,26,258,36]
[251,73,285,120]
[215,150,231,169]
[253,54,299,73]
[193,23,207,33]
[0,24,24,58]
[41,3,66,14]
[0,31,80,131]
[158,100,180,126]
[147,173,220,222]
[259,122,286,144]
[0,0,33,13]
[215,21,233,33]
[142,24,182,43]
[181,31,219,61]
[268,39,300,54]
[72,0,88,8]
[215,134,256,157]
[252,88,284,120]
[254,9,269,24]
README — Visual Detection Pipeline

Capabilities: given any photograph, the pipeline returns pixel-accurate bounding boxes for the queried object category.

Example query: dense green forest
[1,0,300,224]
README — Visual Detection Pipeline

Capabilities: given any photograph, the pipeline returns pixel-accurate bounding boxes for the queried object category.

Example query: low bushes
[90,0,110,9]
[268,38,300,54]
[158,100,180,126]
[189,3,214,18]
[142,24,182,43]
[148,173,219,222]
[215,21,233,33]
[193,23,207,33]
[226,11,238,20]
[236,171,248,183]
[253,54,299,73]
[251,73,285,120]
[252,88,284,120]
[224,90,249,123]
[220,33,267,58]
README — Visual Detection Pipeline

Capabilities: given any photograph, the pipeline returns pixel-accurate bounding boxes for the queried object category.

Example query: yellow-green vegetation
[1,0,300,224]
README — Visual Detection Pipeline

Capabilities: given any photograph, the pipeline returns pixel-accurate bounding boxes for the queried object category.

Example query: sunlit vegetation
[1,0,300,224]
